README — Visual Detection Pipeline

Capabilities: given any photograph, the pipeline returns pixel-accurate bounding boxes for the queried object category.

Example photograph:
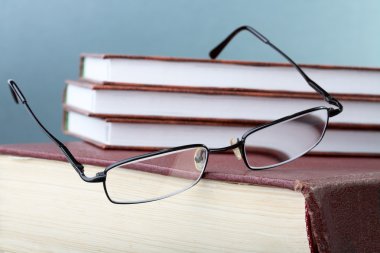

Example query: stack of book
[64,54,380,156]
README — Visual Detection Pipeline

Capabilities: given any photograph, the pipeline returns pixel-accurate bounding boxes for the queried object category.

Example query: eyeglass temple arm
[209,26,343,117]
[7,80,105,183]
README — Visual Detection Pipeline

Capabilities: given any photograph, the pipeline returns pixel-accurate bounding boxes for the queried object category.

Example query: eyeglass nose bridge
[208,137,244,161]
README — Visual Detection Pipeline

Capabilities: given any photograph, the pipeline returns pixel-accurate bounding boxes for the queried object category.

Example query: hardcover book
[80,54,380,96]
[64,80,380,125]
[0,142,379,252]
[63,105,380,156]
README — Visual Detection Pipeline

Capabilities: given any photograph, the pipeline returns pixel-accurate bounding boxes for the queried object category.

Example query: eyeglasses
[7,26,343,204]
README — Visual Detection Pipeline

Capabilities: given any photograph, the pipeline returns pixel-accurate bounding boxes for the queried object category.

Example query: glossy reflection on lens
[244,109,328,169]
[105,146,208,203]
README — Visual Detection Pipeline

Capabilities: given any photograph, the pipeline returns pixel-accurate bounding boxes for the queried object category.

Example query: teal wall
[1,0,379,144]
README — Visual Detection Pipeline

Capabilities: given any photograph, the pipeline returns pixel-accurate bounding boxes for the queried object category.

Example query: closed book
[63,106,380,156]
[64,80,380,126]
[80,54,380,96]
[0,142,379,253]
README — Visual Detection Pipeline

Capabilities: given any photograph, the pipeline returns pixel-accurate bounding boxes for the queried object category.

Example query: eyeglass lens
[105,146,208,203]
[244,109,328,169]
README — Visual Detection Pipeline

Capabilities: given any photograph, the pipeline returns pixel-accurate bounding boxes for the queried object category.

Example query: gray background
[1,0,379,144]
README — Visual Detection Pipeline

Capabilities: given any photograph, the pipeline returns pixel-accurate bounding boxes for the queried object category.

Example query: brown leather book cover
[0,141,379,252]
[72,75,380,103]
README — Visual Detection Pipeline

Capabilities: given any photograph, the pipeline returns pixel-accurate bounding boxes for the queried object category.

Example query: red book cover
[0,142,379,252]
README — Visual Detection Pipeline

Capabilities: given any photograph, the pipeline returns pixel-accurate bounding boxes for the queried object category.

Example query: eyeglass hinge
[326,96,343,117]
[96,171,106,177]
[80,171,106,183]
[93,171,107,182]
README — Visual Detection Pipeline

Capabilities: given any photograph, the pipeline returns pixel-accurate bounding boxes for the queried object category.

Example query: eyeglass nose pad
[194,148,207,172]
[230,138,242,160]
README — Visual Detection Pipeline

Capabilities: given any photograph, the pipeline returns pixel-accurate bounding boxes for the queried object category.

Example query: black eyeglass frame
[7,25,343,204]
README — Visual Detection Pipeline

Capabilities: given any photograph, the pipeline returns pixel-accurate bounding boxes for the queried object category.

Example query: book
[0,142,379,252]
[63,106,380,156]
[80,54,380,95]
[64,80,380,125]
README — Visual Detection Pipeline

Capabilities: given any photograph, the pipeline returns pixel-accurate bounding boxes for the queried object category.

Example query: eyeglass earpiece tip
[7,79,19,104]
[209,50,217,59]
[7,79,14,85]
